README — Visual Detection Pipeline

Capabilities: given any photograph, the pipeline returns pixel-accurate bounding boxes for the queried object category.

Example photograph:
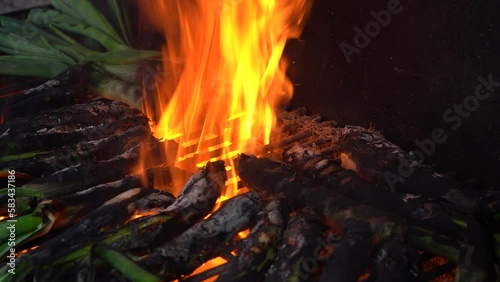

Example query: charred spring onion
[0,0,161,109]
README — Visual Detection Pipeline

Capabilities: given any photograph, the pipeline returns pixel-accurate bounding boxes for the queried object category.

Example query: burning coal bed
[1,66,499,282]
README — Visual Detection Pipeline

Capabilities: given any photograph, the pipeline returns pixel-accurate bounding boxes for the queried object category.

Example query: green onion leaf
[49,0,125,45]
[28,9,125,52]
[0,55,69,78]
[92,245,160,282]
[106,0,133,47]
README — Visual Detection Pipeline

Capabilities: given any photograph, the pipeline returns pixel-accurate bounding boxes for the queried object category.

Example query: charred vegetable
[217,198,289,282]
[138,192,262,280]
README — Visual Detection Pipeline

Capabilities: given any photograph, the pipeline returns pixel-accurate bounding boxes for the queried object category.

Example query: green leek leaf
[0,16,68,46]
[49,0,125,45]
[0,56,69,78]
[106,0,133,47]
[89,72,143,109]
[0,151,51,163]
[0,31,75,64]
[84,49,160,64]
[92,245,160,282]
[0,206,55,258]
[0,187,43,198]
[28,9,125,51]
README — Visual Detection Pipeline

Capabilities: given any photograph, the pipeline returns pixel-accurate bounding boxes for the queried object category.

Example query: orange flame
[141,0,312,196]
[237,229,250,240]
[188,256,227,281]
[139,1,311,276]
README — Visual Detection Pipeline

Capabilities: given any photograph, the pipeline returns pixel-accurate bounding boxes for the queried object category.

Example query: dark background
[288,0,500,188]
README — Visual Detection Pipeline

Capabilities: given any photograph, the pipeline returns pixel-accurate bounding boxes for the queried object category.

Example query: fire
[130,210,158,221]
[237,229,250,240]
[188,256,227,281]
[138,0,311,276]
[18,245,39,255]
[141,0,312,197]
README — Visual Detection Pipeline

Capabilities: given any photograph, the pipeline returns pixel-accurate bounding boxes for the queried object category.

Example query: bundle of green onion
[0,0,161,109]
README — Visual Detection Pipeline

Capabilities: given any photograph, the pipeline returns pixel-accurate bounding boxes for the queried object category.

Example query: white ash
[73,125,98,132]
[286,144,316,162]
[53,164,79,175]
[265,200,284,226]
[44,124,99,134]
[374,247,389,265]
[432,172,447,179]
[402,193,421,202]
[103,188,141,206]
[165,177,208,212]
[314,159,329,170]
[75,178,125,196]
[24,79,60,95]
[0,128,10,138]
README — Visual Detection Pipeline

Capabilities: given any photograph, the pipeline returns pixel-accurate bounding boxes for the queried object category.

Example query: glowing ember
[132,214,143,220]
[237,229,250,240]
[129,210,159,222]
[141,0,312,198]
[188,256,227,281]
[0,216,7,221]
[18,245,38,255]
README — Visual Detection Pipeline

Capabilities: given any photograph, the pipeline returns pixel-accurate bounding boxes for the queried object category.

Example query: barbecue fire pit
[1,0,499,282]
